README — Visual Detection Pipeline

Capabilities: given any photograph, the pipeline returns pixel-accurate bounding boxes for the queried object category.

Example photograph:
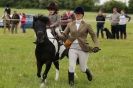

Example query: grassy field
[0,8,133,88]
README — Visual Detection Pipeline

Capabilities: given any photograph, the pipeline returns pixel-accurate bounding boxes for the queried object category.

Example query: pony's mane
[33,15,50,24]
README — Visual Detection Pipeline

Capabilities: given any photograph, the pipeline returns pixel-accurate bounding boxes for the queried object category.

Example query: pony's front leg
[40,62,52,88]
[37,61,43,78]
[42,62,52,83]
[53,61,59,81]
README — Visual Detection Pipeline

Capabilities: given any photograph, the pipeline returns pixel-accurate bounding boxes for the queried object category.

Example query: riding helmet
[47,2,58,11]
[74,7,84,15]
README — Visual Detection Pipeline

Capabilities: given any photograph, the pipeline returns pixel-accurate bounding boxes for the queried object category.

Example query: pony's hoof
[55,69,59,81]
[55,77,58,81]
[40,83,45,88]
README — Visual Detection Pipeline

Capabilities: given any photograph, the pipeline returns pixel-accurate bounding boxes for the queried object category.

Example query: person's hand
[92,47,101,53]
[50,24,54,28]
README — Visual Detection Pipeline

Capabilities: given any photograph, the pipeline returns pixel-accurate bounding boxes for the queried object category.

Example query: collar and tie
[76,19,82,24]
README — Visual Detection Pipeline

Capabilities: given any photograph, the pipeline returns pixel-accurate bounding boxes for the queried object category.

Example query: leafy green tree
[128,0,133,13]
[102,0,127,13]
[0,0,98,12]
[80,0,94,11]
[93,0,100,3]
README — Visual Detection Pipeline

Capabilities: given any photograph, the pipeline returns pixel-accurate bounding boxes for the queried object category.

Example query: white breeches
[46,28,66,58]
[46,29,58,54]
[68,48,89,73]
[55,26,62,36]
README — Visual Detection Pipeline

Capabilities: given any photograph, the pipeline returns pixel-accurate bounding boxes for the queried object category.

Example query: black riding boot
[68,71,74,86]
[85,69,93,81]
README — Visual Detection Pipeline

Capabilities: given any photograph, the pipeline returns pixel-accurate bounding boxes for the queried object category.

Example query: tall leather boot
[85,69,93,81]
[68,71,74,86]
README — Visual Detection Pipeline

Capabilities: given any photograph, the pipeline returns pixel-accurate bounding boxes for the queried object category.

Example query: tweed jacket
[63,20,99,52]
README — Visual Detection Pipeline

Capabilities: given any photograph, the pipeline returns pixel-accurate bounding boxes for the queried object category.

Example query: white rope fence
[0,18,133,23]
[2,19,20,21]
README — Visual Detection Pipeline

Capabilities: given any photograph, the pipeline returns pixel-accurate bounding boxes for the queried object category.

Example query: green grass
[0,8,133,88]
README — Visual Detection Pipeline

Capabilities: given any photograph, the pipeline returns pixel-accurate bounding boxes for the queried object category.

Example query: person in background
[21,13,26,33]
[60,7,100,86]
[11,11,20,34]
[2,11,11,33]
[110,7,120,39]
[61,10,75,31]
[4,4,11,15]
[19,13,22,20]
[119,10,131,39]
[96,10,106,38]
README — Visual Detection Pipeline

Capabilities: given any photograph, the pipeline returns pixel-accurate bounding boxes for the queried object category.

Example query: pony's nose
[37,31,43,34]
[37,31,44,36]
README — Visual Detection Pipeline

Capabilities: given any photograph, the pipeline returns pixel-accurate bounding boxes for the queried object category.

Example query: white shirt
[119,15,127,25]
[75,19,82,30]
[73,19,82,43]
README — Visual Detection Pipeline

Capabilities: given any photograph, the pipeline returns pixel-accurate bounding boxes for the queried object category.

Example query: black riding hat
[74,7,84,15]
[47,2,58,11]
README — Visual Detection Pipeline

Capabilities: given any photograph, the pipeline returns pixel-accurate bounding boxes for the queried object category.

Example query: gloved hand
[92,47,101,53]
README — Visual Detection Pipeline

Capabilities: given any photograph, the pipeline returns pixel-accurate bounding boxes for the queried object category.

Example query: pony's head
[33,15,50,44]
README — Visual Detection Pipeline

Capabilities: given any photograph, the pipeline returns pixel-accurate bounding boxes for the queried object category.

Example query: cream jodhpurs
[68,48,89,73]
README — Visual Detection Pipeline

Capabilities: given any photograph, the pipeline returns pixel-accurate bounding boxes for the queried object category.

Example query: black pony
[33,15,67,86]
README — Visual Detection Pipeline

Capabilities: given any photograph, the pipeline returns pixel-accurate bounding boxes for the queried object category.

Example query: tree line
[0,0,133,13]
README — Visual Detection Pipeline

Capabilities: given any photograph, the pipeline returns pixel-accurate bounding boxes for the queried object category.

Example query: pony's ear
[32,16,35,29]
[32,16,39,28]
[41,16,50,25]
[32,16,38,34]
[33,16,38,22]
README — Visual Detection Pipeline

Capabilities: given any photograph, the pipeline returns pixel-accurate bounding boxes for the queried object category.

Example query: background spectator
[119,10,131,39]
[21,13,26,33]
[11,11,20,34]
[4,4,11,15]
[96,10,106,38]
[2,11,11,33]
[110,7,120,39]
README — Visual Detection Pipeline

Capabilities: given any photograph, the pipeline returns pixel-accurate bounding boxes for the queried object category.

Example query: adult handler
[61,7,100,86]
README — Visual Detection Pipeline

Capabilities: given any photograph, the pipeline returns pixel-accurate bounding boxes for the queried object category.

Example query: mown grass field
[0,8,133,88]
